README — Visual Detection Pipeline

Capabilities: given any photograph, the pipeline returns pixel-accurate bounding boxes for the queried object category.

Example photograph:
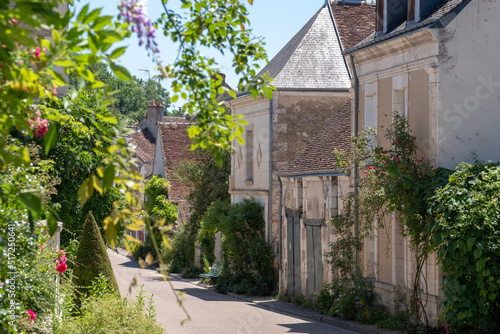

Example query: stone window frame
[392,73,409,119]
[244,124,254,185]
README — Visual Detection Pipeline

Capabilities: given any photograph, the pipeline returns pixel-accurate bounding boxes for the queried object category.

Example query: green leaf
[103,165,115,192]
[19,192,41,219]
[44,124,58,155]
[109,46,127,59]
[109,63,132,81]
[47,213,58,237]
[78,177,94,206]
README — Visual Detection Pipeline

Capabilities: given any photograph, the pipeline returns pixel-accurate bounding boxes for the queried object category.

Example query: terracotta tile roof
[159,122,194,203]
[284,101,351,174]
[330,1,376,50]
[129,128,155,162]
[256,4,350,90]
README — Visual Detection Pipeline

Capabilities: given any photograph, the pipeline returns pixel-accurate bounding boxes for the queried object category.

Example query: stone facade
[344,0,500,326]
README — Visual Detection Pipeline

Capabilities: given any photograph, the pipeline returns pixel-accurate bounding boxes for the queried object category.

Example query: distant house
[226,0,375,295]
[128,101,194,241]
[152,115,193,226]
[343,0,500,325]
[278,101,351,298]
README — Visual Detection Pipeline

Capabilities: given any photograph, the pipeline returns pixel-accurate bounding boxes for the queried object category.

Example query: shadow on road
[175,287,246,303]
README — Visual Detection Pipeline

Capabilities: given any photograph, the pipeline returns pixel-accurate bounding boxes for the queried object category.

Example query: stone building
[128,101,194,241]
[343,0,500,325]
[278,101,351,297]
[227,0,375,292]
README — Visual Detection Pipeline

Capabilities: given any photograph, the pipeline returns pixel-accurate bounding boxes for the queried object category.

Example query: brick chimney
[145,100,164,138]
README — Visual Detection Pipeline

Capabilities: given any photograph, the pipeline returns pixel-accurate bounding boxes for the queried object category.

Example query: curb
[224,292,397,334]
[118,255,398,334]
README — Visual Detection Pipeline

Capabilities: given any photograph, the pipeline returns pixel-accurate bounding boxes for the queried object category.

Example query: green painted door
[305,220,324,296]
[286,208,301,298]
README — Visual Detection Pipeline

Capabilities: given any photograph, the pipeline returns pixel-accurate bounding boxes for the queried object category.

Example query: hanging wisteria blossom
[119,0,159,53]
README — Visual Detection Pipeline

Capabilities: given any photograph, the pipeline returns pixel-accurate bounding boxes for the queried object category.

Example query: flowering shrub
[56,249,68,274]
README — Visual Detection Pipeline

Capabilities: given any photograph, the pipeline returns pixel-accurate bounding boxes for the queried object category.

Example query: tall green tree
[70,63,173,123]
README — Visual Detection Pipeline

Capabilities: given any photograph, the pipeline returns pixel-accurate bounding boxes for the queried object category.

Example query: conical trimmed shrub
[73,213,119,305]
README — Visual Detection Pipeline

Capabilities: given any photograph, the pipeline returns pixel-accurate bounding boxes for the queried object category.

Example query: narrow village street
[108,250,367,334]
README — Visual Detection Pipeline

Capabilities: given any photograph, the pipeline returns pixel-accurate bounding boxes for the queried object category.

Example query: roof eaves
[342,17,438,55]
[278,169,348,178]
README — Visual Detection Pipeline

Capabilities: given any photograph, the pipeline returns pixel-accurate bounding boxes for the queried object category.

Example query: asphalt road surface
[108,250,361,334]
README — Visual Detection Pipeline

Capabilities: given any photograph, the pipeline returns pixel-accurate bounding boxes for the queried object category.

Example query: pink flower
[245,221,250,230]
[26,309,36,320]
[34,47,41,60]
[430,165,434,169]
[56,262,67,274]
[445,324,449,333]
[413,137,416,141]
[363,171,368,174]
[28,109,48,137]
[382,161,386,164]
[418,157,424,163]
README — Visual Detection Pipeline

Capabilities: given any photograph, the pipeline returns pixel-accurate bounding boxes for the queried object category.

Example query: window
[245,128,253,182]
[365,94,377,150]
[393,89,407,117]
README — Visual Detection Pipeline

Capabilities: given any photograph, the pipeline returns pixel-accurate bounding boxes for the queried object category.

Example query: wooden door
[305,219,324,295]
[286,208,301,298]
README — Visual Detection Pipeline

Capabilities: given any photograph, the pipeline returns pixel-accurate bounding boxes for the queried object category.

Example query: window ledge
[244,179,254,186]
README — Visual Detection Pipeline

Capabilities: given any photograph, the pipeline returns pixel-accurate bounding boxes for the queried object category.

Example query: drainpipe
[278,175,283,294]
[268,97,274,245]
[349,53,360,269]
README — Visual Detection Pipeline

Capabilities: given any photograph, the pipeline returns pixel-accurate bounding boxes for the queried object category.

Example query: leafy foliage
[432,163,500,332]
[72,214,119,307]
[57,292,163,334]
[168,222,198,275]
[175,148,231,224]
[201,199,277,296]
[132,176,177,264]
[69,62,173,123]
[331,115,450,325]
[156,0,275,163]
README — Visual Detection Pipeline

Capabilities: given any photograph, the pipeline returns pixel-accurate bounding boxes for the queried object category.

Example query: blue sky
[74,0,326,109]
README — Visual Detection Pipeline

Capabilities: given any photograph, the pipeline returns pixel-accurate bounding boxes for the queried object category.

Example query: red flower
[26,309,36,320]
[397,140,402,143]
[413,137,416,141]
[363,171,368,174]
[56,262,67,274]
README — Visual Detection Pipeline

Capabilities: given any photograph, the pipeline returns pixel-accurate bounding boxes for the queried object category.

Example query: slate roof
[284,101,351,174]
[158,120,193,204]
[129,128,155,162]
[257,5,348,89]
[345,0,465,53]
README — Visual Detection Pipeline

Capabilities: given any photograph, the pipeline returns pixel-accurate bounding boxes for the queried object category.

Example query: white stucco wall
[433,0,500,168]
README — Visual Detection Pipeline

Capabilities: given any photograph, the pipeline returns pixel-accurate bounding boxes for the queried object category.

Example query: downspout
[278,175,283,294]
[349,53,360,269]
[268,97,274,245]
